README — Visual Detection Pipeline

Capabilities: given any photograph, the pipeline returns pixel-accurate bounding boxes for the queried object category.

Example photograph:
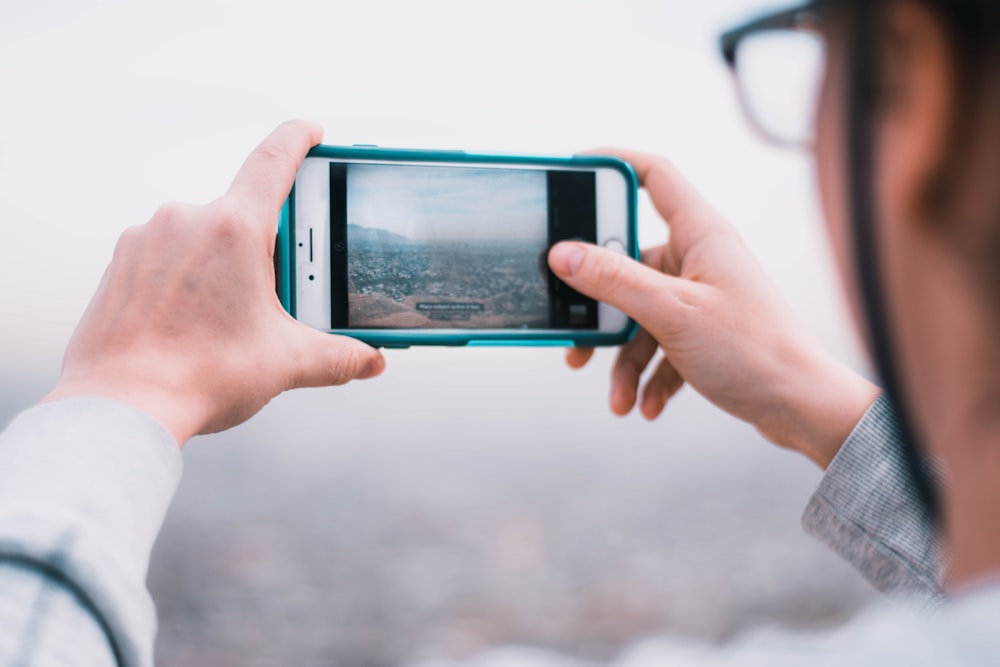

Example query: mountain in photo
[347,224,413,246]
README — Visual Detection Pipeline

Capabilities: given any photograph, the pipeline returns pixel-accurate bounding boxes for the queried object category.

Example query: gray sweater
[0,396,987,667]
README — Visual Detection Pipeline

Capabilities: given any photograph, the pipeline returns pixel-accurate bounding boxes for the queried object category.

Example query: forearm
[0,399,182,667]
[0,561,118,666]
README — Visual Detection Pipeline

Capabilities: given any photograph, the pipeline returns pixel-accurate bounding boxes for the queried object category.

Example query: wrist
[757,344,880,469]
[43,374,201,447]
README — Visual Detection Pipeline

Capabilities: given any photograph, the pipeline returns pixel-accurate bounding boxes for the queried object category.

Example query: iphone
[276,145,637,347]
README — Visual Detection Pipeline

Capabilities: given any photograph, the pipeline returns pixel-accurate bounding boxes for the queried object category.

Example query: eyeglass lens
[733,28,826,147]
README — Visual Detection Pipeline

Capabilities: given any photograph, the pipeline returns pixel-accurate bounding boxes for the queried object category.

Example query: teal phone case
[276,145,639,348]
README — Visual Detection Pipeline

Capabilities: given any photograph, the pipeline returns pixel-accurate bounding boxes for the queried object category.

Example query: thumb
[548,241,689,329]
[286,325,386,389]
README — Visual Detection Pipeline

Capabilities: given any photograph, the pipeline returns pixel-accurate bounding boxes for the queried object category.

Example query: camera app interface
[328,162,597,330]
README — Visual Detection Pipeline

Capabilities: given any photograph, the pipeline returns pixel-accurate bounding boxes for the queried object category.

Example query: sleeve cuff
[801,394,943,605]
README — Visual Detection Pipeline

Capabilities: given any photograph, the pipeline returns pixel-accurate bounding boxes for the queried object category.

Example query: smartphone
[276,145,638,347]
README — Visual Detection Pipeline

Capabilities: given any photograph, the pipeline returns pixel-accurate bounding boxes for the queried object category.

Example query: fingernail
[359,355,385,379]
[549,242,585,277]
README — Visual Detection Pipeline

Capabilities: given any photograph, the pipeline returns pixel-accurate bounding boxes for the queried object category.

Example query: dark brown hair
[912,0,1000,301]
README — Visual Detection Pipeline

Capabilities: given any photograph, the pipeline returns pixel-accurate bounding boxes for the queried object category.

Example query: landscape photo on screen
[345,164,551,328]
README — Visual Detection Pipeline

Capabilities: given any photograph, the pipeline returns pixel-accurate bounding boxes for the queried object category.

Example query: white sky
[348,165,547,242]
[0,0,869,381]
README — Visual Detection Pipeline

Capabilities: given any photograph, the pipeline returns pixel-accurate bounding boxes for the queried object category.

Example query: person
[1,0,998,664]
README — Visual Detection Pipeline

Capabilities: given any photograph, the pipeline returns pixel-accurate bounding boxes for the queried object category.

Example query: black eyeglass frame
[719,2,829,147]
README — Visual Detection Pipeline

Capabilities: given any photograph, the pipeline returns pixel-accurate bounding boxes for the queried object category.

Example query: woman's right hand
[548,149,878,468]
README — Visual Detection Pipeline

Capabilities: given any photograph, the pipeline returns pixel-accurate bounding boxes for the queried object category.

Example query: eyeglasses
[720,3,829,148]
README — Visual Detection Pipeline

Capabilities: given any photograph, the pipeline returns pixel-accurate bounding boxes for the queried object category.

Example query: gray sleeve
[801,394,943,605]
[0,560,118,666]
[0,398,183,667]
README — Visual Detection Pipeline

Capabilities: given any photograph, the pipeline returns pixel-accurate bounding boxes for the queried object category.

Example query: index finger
[579,147,733,250]
[226,120,324,225]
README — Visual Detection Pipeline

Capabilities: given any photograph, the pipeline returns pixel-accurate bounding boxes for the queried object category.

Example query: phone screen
[326,162,598,330]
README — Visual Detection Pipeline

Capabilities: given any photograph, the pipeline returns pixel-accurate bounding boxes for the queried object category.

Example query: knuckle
[198,199,255,248]
[650,154,672,174]
[118,223,144,242]
[252,140,295,171]
[589,252,629,296]
[617,355,645,379]
[639,154,673,184]
[112,224,145,255]
[149,201,189,228]
[328,344,363,385]
[293,334,368,388]
[210,200,245,235]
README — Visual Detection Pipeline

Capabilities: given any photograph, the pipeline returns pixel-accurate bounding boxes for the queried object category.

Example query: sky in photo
[348,164,548,243]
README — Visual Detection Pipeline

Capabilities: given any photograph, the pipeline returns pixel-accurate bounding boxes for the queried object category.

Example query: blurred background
[0,1,879,665]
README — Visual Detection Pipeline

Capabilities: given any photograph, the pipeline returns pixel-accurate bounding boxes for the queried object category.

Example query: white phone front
[286,147,637,347]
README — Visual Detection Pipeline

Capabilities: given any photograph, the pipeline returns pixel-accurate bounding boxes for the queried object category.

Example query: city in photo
[346,164,551,329]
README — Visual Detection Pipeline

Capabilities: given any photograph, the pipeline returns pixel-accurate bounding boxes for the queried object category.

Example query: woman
[553,0,1000,601]
[549,0,1000,598]
[0,0,997,664]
